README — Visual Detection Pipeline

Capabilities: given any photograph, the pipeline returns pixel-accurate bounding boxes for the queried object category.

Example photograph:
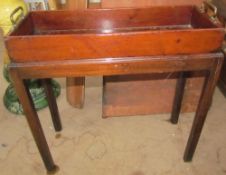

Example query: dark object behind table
[212,0,226,19]
[212,0,226,96]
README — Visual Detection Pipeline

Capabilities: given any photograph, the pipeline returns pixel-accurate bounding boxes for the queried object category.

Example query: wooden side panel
[30,6,192,31]
[11,14,34,36]
[6,29,224,62]
[12,54,217,78]
[103,73,204,117]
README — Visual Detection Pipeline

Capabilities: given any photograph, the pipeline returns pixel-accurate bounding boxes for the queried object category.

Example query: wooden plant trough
[4,5,226,171]
[5,6,224,63]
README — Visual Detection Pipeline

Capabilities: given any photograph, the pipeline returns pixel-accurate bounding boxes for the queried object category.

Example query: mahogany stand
[9,52,223,172]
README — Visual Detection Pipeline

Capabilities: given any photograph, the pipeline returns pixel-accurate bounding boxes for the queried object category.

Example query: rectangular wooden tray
[5,6,224,63]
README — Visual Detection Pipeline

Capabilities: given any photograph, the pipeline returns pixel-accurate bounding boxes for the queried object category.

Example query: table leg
[184,57,224,161]
[170,72,186,124]
[42,79,62,132]
[9,69,58,173]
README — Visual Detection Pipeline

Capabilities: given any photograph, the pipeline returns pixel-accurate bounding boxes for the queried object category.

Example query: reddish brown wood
[8,53,224,171]
[8,29,223,62]
[6,7,224,63]
[30,6,192,31]
[9,54,219,78]
[9,69,58,173]
[10,13,34,36]
[102,73,204,117]
[184,56,224,161]
[8,29,223,63]
[100,2,219,118]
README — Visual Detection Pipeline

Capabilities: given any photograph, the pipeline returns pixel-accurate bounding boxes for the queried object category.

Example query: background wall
[89,0,101,2]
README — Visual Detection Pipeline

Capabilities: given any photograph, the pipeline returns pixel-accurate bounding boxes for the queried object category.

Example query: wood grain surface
[6,7,224,63]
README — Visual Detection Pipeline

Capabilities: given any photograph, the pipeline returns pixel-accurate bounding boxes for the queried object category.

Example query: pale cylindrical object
[60,0,66,4]
[66,77,85,108]
[65,0,87,108]
[48,0,57,10]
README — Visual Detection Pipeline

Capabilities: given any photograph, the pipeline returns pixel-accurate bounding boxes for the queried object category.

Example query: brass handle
[203,1,217,18]
[10,6,24,26]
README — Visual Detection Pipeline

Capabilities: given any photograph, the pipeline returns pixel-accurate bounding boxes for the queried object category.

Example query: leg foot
[47,165,60,174]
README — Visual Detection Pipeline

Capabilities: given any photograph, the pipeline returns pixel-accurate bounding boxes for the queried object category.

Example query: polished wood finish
[42,79,62,131]
[8,53,224,170]
[6,7,224,63]
[184,56,224,161]
[9,70,58,173]
[6,6,225,172]
[9,54,220,78]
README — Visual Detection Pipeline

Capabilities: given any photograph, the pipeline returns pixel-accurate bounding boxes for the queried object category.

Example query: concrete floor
[1,33,226,175]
